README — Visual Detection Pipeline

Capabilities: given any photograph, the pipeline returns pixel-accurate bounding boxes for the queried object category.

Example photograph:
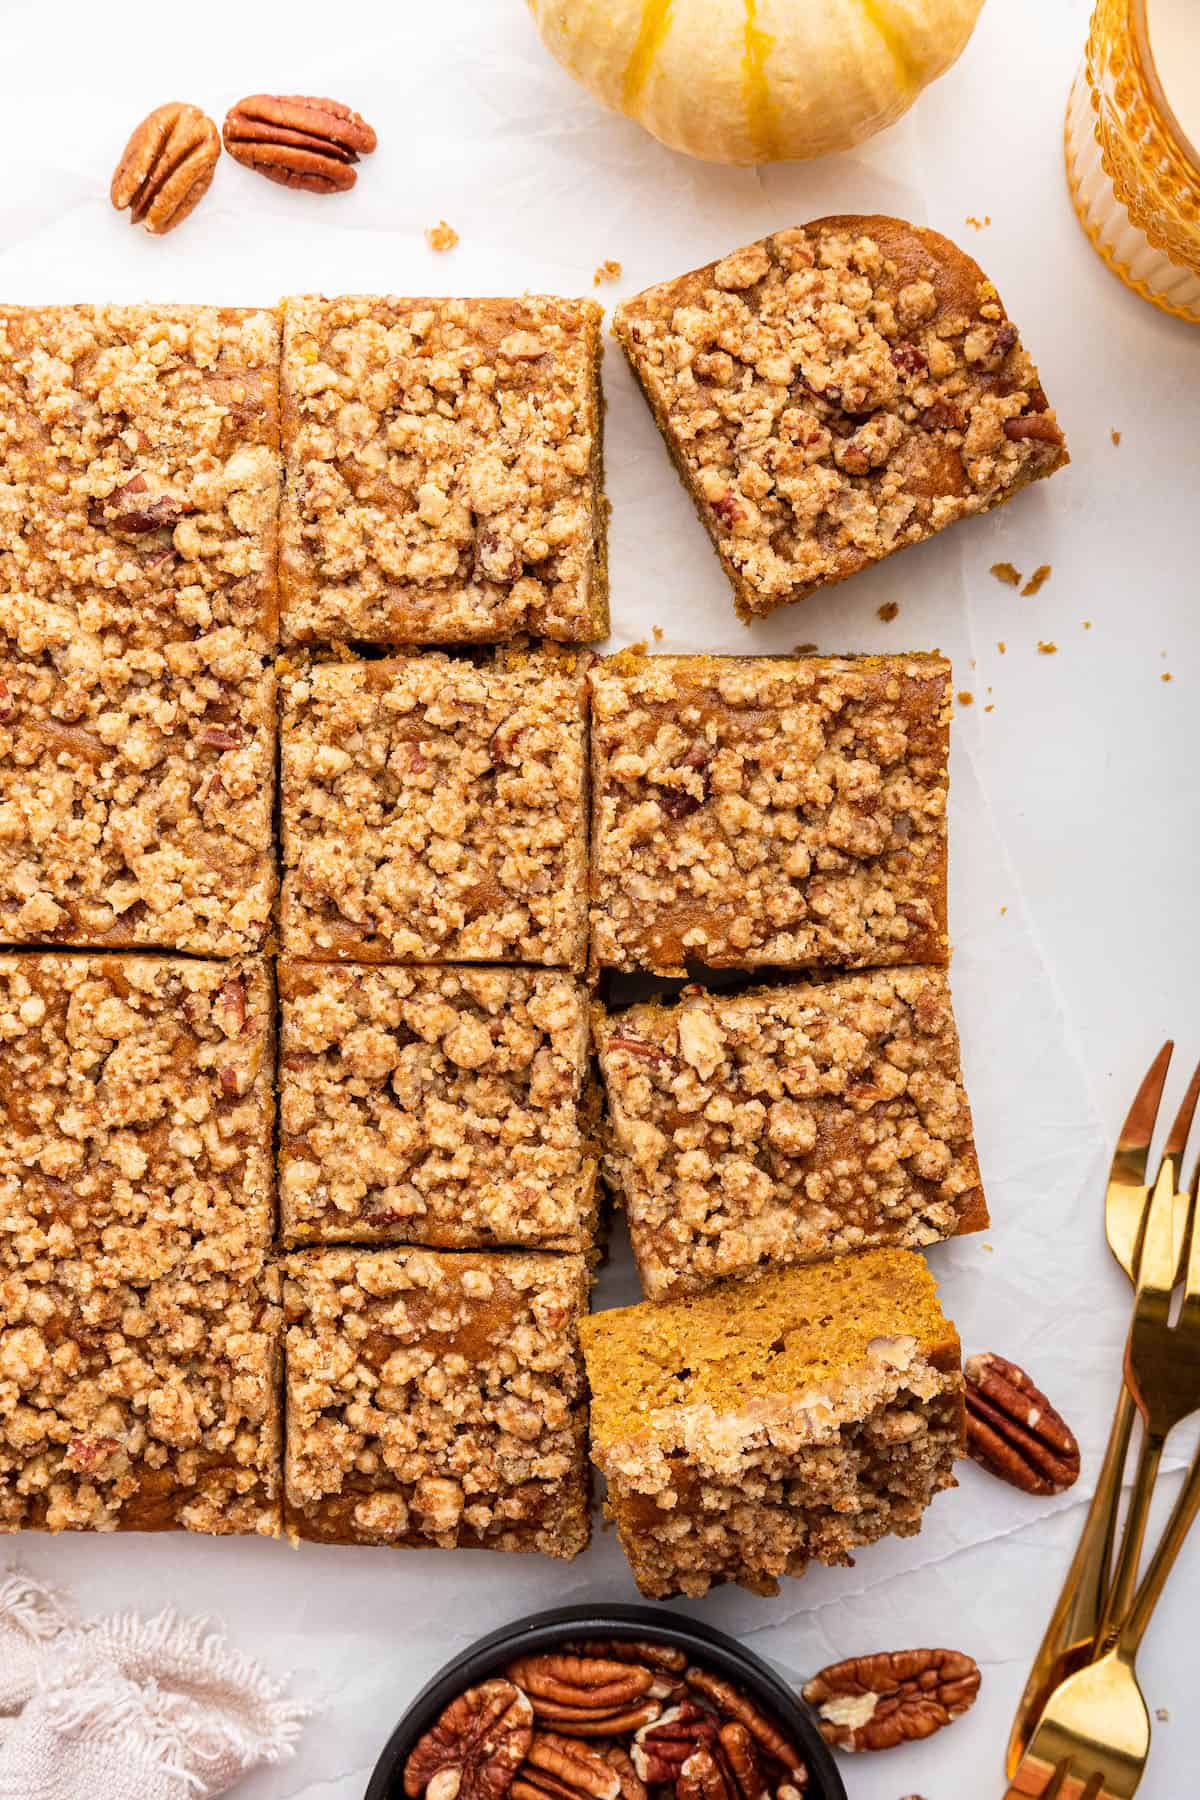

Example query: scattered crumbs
[957,690,974,706]
[1038,640,1058,655]
[984,703,995,712]
[425,219,459,253]
[794,641,819,655]
[1162,671,1173,682]
[593,259,623,286]
[997,641,1006,653]
[991,561,1022,588]
[652,624,664,642]
[628,638,649,655]
[982,1243,994,1253]
[877,601,900,622]
[1156,1708,1170,1723]
[1111,428,1122,446]
[965,214,991,229]
[1083,620,1093,629]
[1022,563,1052,596]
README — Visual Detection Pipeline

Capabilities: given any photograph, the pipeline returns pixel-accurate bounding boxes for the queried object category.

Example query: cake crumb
[957,690,974,706]
[1162,671,1173,682]
[1156,1707,1170,1722]
[1111,428,1122,446]
[594,259,623,285]
[1083,620,1093,630]
[794,641,819,655]
[997,641,1006,653]
[1000,905,1008,914]
[1037,640,1058,655]
[425,219,459,253]
[652,625,664,641]
[965,214,991,229]
[991,561,1022,587]
[984,703,994,712]
[877,601,900,622]
[1022,563,1052,596]
[627,638,649,655]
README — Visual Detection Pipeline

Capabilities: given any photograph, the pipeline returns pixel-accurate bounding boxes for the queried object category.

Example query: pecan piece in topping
[90,475,192,536]
[110,102,220,234]
[223,94,377,192]
[1004,412,1065,445]
[890,343,928,379]
[513,1734,622,1800]
[964,1351,1080,1494]
[683,1671,805,1779]
[801,1649,980,1752]
[404,1681,534,1800]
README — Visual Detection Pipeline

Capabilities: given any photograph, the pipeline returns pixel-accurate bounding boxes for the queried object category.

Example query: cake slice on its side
[582,1248,963,1599]
[614,216,1067,621]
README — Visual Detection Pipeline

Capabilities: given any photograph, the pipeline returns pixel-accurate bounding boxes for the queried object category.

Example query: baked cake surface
[589,652,949,976]
[614,217,1067,619]
[595,968,986,1300]
[0,304,281,649]
[0,954,281,1534]
[281,647,589,969]
[279,962,598,1250]
[283,1247,591,1556]
[582,1249,962,1599]
[280,295,608,645]
[0,632,276,953]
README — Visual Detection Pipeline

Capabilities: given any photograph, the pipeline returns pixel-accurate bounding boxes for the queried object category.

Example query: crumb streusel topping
[0,305,280,649]
[595,969,986,1300]
[0,955,275,1286]
[281,648,589,970]
[280,295,607,645]
[589,653,949,975]
[283,1247,590,1556]
[280,962,597,1249]
[614,218,1067,619]
[0,630,276,954]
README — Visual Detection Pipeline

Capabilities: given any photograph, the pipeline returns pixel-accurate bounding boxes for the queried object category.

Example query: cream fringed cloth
[0,1573,308,1799]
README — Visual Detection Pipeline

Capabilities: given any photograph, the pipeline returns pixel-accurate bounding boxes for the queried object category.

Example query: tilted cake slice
[582,1248,963,1599]
[614,216,1067,620]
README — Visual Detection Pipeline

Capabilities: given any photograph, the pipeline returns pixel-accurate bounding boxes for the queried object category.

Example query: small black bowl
[364,1603,847,1800]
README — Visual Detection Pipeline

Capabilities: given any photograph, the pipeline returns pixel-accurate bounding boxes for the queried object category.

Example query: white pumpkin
[526,0,986,165]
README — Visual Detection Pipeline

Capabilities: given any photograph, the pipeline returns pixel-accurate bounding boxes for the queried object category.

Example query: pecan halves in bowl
[964,1351,1081,1495]
[110,102,220,234]
[801,1648,981,1752]
[683,1669,806,1781]
[404,1679,534,1800]
[222,94,377,192]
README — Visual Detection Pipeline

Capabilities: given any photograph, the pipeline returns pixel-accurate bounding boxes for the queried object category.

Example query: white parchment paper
[1,0,1198,1793]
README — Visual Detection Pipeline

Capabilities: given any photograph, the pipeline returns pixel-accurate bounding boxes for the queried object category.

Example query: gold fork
[1005,1045,1197,1775]
[1003,1111,1200,1798]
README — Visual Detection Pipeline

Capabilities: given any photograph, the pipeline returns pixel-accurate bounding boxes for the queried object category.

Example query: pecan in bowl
[367,1607,845,1800]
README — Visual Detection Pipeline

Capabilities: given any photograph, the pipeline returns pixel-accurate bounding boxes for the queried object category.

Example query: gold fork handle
[1004,1383,1138,1777]
[1121,1440,1200,1654]
[1095,1424,1166,1653]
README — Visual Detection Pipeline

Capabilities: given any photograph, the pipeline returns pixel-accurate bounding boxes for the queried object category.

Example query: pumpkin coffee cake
[282,1247,591,1556]
[590,651,949,975]
[582,1248,963,1599]
[0,954,281,1534]
[280,295,608,645]
[280,646,589,969]
[279,962,598,1250]
[614,217,1067,620]
[594,968,986,1300]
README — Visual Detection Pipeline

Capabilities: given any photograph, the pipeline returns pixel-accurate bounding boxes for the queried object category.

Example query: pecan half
[801,1649,980,1752]
[404,1681,534,1800]
[223,94,377,192]
[964,1352,1080,1495]
[569,1641,688,1678]
[717,1724,766,1800]
[678,1748,731,1800]
[599,1747,647,1800]
[513,1734,621,1800]
[632,1702,719,1783]
[683,1671,805,1780]
[507,1657,662,1738]
[111,102,220,234]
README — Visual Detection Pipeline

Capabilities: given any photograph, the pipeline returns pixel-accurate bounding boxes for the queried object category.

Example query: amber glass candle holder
[1065,0,1200,323]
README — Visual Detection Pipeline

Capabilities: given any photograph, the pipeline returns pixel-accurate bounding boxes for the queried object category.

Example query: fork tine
[1114,1040,1174,1179]
[1161,1055,1200,1159]
[1136,1158,1179,1300]
[1181,1154,1200,1322]
[1040,1762,1072,1800]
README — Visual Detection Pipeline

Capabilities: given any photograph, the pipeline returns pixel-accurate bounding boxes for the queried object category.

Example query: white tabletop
[2,0,1198,1794]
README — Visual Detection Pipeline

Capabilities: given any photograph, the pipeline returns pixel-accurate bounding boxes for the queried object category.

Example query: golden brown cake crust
[589,652,949,976]
[614,217,1067,620]
[282,1247,591,1556]
[279,961,598,1250]
[0,953,281,1535]
[0,304,281,649]
[595,968,986,1300]
[280,647,590,970]
[582,1250,962,1599]
[280,295,608,645]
